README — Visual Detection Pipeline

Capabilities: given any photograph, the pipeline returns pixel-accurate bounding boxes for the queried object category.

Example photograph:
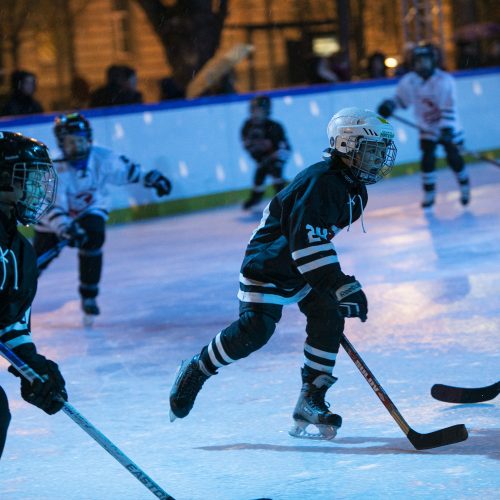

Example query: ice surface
[0,163,498,499]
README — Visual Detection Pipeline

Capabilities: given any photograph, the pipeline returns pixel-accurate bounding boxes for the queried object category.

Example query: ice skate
[169,354,212,421]
[82,297,99,327]
[242,190,264,210]
[289,370,342,440]
[459,182,470,206]
[421,190,435,209]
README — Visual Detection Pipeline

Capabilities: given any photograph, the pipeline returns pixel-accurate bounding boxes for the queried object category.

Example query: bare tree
[134,0,229,91]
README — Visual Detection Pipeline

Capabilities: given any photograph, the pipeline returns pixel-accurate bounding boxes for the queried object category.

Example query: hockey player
[170,107,397,440]
[241,95,291,210]
[33,113,172,323]
[377,43,469,209]
[0,132,67,458]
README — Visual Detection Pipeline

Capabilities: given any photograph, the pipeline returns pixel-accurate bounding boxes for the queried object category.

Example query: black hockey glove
[438,127,454,145]
[377,99,396,119]
[144,169,172,197]
[8,344,67,415]
[60,221,87,248]
[334,275,368,322]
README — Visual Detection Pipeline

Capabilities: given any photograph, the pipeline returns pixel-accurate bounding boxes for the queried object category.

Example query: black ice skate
[421,190,435,209]
[289,369,342,440]
[459,181,470,206]
[169,354,212,421]
[242,190,264,210]
[82,297,99,327]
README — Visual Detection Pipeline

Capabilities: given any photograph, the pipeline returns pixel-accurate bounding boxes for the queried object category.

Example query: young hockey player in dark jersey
[0,132,67,458]
[33,113,172,324]
[377,43,469,209]
[170,107,397,440]
[241,95,291,210]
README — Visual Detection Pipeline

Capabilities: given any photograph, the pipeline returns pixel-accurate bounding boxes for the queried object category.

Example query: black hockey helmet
[250,95,271,117]
[53,112,92,149]
[412,43,437,79]
[0,131,57,225]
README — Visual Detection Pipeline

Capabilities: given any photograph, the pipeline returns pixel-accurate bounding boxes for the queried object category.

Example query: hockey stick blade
[431,381,500,404]
[407,424,468,450]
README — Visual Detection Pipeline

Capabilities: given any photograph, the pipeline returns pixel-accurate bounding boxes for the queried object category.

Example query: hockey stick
[431,380,500,404]
[36,239,69,269]
[0,342,175,500]
[392,114,500,168]
[340,334,468,450]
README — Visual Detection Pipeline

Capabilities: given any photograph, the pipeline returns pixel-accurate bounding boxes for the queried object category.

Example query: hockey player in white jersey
[33,113,172,323]
[170,107,397,440]
[377,43,470,209]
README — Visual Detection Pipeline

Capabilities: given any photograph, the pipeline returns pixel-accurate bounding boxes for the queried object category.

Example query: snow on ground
[0,162,498,499]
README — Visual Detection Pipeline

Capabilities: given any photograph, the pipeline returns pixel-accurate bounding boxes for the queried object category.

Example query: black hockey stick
[392,114,500,168]
[0,342,175,500]
[340,334,468,450]
[36,239,69,269]
[431,381,500,404]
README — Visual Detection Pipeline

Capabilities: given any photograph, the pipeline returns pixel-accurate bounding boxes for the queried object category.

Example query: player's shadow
[196,427,499,460]
[423,210,478,304]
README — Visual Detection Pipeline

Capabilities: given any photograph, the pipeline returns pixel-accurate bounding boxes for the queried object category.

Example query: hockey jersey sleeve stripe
[292,243,335,260]
[297,255,339,274]
[304,343,338,360]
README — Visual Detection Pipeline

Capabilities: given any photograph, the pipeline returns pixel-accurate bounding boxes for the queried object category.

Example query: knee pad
[238,311,278,351]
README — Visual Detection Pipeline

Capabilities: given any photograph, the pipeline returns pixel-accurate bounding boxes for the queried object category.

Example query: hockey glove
[334,275,368,322]
[60,221,87,248]
[377,99,396,119]
[8,344,67,415]
[438,127,454,145]
[144,169,172,197]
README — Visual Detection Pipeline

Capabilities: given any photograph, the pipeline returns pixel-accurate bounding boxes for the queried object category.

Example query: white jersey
[36,145,142,234]
[393,69,463,142]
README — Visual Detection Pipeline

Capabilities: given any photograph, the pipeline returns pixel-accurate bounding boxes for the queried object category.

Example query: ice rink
[0,161,499,500]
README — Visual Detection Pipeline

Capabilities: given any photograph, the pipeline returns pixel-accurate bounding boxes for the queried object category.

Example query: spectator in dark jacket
[89,65,143,108]
[0,70,44,117]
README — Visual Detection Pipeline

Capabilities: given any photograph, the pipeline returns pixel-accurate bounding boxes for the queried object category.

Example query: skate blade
[83,314,95,328]
[288,420,338,441]
[169,408,177,422]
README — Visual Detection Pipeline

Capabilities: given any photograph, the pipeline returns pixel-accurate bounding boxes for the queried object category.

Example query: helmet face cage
[12,161,57,225]
[327,108,397,185]
[345,136,397,184]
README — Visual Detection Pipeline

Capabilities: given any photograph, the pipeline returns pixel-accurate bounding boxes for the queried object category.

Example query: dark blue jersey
[238,155,368,305]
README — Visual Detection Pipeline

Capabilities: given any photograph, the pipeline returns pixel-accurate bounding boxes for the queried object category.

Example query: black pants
[253,159,286,193]
[0,386,10,459]
[34,214,106,299]
[200,289,344,374]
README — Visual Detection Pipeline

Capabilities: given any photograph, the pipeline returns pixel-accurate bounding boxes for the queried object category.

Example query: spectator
[159,75,186,101]
[89,65,143,108]
[69,75,91,109]
[367,52,387,79]
[0,70,44,117]
[316,51,351,84]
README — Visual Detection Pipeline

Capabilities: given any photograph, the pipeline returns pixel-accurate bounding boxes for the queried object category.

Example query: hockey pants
[199,289,344,376]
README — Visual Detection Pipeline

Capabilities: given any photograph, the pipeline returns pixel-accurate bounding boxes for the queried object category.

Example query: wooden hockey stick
[392,114,500,168]
[0,342,175,500]
[340,334,468,450]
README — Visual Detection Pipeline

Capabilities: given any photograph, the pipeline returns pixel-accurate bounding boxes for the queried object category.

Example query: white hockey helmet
[327,107,397,184]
